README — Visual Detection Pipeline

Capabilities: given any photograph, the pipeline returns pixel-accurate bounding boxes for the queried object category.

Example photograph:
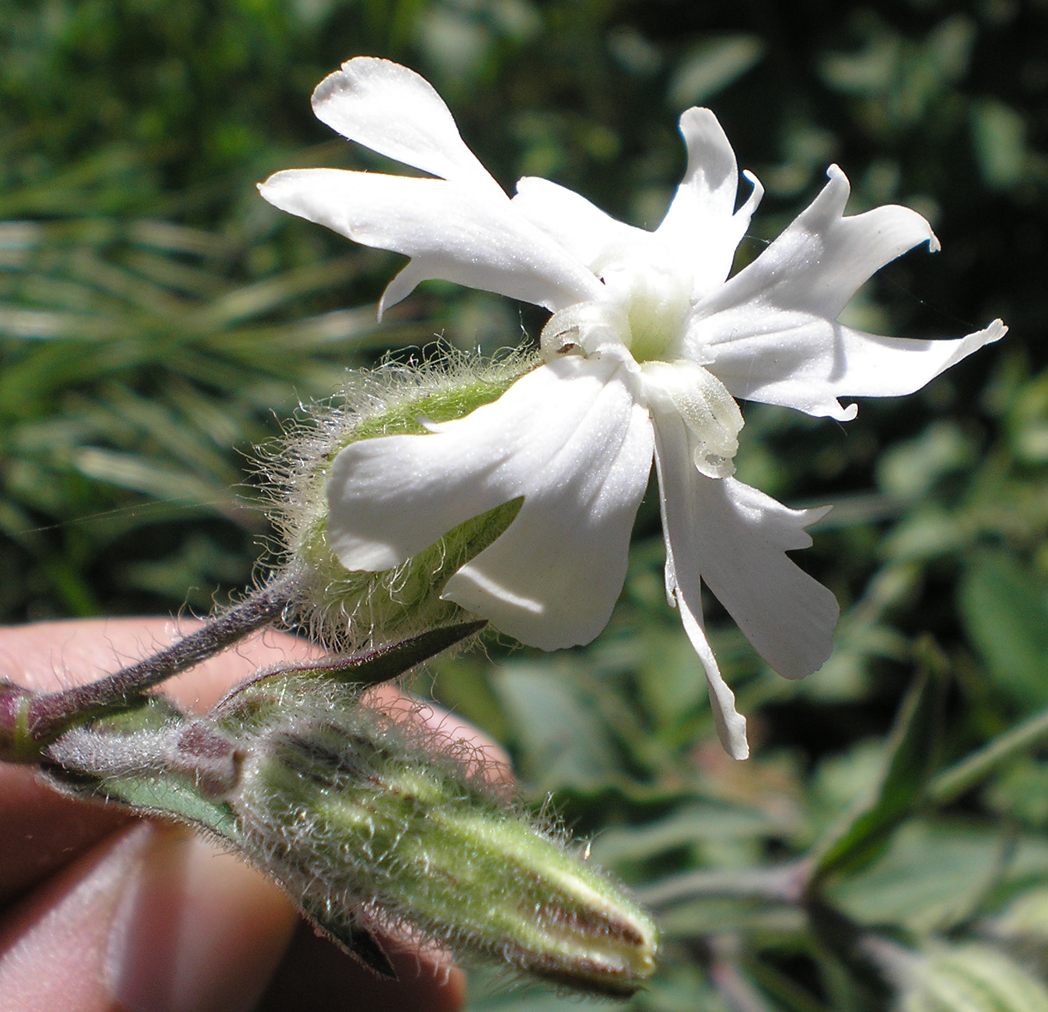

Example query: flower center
[539,254,744,480]
[602,258,691,362]
[540,256,690,365]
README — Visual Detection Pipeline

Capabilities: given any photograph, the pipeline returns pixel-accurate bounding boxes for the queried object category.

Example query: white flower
[260,57,1007,758]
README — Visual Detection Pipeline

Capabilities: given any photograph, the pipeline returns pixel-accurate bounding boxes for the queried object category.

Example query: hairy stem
[2,576,293,761]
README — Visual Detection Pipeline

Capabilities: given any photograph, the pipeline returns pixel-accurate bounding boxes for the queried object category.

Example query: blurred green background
[2,1,1047,1008]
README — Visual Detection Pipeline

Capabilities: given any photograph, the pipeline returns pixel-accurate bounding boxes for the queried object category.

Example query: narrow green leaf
[298,899,397,980]
[814,656,945,880]
[216,620,487,721]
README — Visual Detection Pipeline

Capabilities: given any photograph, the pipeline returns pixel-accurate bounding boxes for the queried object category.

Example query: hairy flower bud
[897,943,1048,1012]
[261,348,535,649]
[225,686,658,995]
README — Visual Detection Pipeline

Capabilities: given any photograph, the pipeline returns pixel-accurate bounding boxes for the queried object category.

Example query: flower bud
[262,349,535,648]
[227,687,658,995]
[897,942,1048,1012]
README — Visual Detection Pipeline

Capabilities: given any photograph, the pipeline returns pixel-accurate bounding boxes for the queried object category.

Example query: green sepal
[293,497,522,648]
[276,352,534,649]
[298,892,397,980]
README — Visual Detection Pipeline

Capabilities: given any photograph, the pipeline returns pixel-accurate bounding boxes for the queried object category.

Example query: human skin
[0,618,504,1012]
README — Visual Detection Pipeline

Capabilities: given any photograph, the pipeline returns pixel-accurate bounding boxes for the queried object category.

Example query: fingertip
[106,825,297,1012]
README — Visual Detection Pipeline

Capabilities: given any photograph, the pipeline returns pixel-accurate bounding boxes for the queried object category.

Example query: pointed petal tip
[376,271,411,319]
[715,696,751,760]
[256,174,277,199]
[740,168,764,210]
[255,170,310,212]
[825,163,849,186]
[676,107,735,174]
[805,502,835,525]
[726,730,750,761]
[810,163,851,219]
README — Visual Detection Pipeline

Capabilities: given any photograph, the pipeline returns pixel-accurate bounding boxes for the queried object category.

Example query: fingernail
[107,824,295,1012]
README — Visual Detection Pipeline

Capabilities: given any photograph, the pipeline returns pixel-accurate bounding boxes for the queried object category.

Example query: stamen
[642,361,744,478]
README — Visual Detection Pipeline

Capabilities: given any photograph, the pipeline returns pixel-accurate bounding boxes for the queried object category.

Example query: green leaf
[216,620,487,725]
[813,657,945,880]
[668,35,765,105]
[591,801,788,870]
[971,98,1027,189]
[69,769,241,840]
[493,659,621,791]
[827,818,1048,934]
[959,551,1048,709]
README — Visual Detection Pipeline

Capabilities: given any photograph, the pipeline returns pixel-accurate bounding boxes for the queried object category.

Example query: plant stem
[637,858,811,909]
[3,576,294,761]
[928,703,1048,806]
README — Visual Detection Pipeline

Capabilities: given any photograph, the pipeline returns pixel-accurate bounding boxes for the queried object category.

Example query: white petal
[702,315,1008,420]
[656,108,764,295]
[700,165,939,321]
[259,169,602,313]
[695,478,838,679]
[687,164,1006,417]
[651,417,749,759]
[652,400,839,681]
[326,356,654,649]
[311,57,503,198]
[675,583,750,761]
[512,176,649,270]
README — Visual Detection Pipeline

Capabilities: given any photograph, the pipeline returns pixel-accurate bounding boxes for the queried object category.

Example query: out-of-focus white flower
[260,58,1006,758]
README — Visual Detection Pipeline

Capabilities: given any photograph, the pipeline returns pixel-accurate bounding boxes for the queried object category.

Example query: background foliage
[2,0,1046,1007]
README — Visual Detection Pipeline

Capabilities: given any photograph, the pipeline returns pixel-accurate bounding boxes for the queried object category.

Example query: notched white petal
[657,107,760,294]
[652,405,838,685]
[690,478,839,680]
[651,412,749,759]
[258,168,601,313]
[695,164,938,327]
[311,56,503,198]
[697,314,1007,420]
[687,163,1003,417]
[326,356,654,650]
